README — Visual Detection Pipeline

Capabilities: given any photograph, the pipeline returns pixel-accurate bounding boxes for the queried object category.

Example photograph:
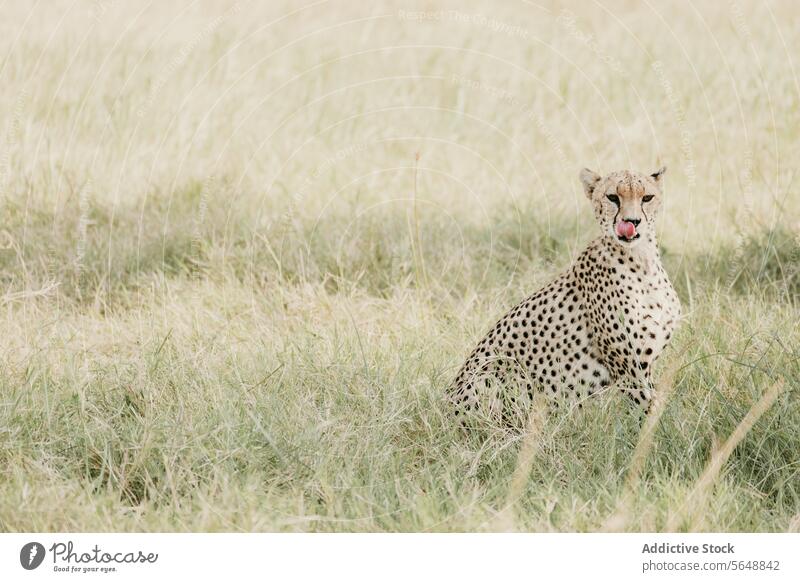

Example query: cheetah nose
[624,218,641,227]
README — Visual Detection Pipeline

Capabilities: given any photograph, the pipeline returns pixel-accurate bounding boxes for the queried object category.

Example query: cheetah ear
[650,166,667,184]
[580,168,601,197]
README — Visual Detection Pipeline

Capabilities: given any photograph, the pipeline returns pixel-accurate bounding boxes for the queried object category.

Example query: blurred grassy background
[0,0,798,531]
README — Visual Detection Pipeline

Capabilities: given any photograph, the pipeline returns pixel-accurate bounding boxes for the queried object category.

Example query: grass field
[1,0,799,532]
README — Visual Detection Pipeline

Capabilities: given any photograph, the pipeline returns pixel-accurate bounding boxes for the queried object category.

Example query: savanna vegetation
[1,0,798,531]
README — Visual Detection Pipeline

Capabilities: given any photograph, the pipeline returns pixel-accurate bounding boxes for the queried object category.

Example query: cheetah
[450,166,681,423]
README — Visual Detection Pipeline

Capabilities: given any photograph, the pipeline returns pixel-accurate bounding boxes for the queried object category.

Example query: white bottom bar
[2,533,797,581]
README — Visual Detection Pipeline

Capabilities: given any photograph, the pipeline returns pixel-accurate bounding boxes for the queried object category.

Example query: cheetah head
[579,167,666,248]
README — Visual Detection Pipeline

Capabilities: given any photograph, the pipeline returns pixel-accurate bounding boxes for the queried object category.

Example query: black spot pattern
[449,169,681,424]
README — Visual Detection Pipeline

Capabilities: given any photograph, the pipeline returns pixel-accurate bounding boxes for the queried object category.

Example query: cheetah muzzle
[450,166,681,424]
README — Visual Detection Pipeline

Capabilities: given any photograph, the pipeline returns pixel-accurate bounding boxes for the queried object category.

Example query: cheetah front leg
[618,376,654,416]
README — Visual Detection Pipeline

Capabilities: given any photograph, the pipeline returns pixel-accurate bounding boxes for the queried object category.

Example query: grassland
[0,0,799,531]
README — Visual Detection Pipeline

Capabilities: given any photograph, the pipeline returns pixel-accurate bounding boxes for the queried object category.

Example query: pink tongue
[616,221,636,239]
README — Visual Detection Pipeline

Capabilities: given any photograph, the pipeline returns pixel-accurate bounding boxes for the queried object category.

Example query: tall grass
[1,0,798,531]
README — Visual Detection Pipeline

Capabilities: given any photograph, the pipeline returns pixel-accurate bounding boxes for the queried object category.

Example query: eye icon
[20,542,46,570]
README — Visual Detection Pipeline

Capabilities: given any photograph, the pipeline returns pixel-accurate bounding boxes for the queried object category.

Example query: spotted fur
[450,167,681,422]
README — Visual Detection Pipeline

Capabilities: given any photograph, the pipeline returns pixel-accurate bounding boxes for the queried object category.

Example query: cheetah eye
[606,194,620,205]
[642,195,655,203]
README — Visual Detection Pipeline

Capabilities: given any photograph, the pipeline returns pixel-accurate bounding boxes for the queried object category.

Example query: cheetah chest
[591,261,680,377]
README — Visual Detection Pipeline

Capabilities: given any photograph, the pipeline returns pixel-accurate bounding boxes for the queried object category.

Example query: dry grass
[0,0,798,532]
